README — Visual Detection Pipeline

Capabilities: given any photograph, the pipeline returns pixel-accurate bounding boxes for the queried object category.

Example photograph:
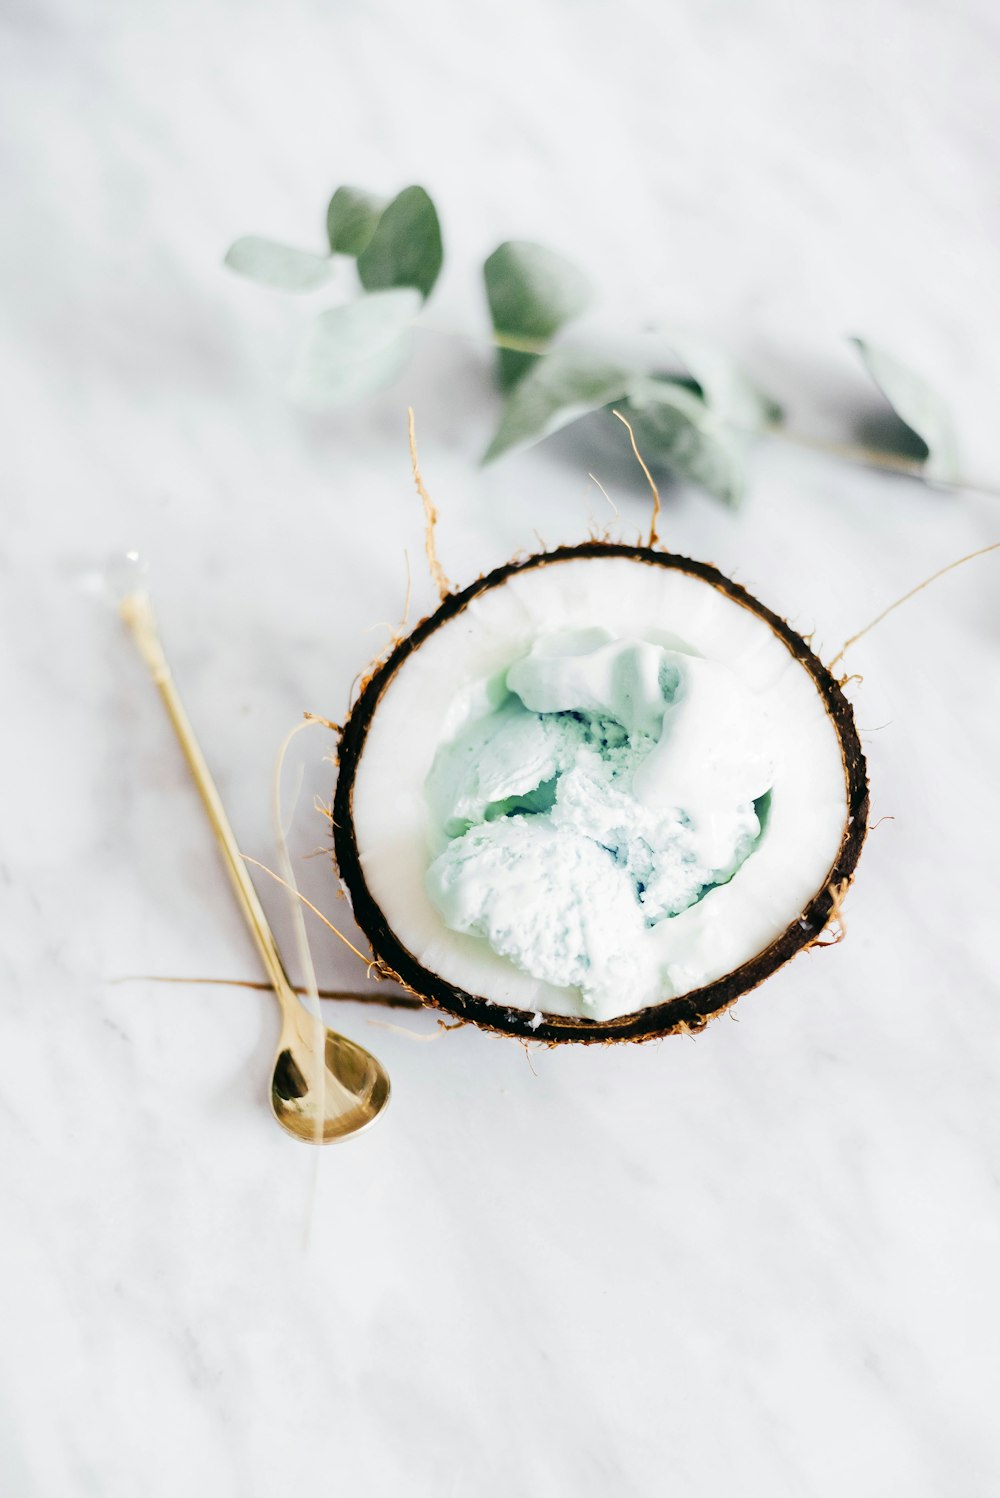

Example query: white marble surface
[3,1,1000,1493]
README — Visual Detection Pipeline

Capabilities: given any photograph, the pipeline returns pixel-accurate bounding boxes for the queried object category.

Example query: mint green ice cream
[423,629,775,1015]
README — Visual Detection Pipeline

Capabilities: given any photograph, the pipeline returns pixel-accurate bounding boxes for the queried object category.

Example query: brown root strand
[588,471,620,520]
[363,1017,446,1041]
[829,540,1000,669]
[241,853,375,970]
[407,407,452,601]
[612,408,662,549]
[114,974,424,1009]
[585,475,618,544]
[302,844,335,860]
[397,548,413,640]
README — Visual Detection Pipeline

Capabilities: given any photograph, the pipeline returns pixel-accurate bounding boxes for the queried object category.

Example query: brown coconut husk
[332,542,870,1045]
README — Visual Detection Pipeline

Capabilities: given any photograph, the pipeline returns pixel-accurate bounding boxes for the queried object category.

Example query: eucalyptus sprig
[226,184,441,409]
[225,182,977,504]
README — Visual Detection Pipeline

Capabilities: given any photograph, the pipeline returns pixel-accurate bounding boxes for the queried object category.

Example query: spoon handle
[120,590,297,1013]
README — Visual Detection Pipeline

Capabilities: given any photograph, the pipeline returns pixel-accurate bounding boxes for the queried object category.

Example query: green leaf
[484,241,593,389]
[223,236,333,293]
[289,289,422,408]
[326,186,387,257]
[357,186,443,301]
[664,332,783,430]
[483,351,632,463]
[621,377,747,506]
[850,337,960,482]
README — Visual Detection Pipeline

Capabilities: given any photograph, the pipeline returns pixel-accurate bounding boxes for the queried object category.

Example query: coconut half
[333,544,868,1043]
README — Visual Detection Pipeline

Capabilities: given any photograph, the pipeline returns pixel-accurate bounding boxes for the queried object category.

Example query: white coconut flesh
[348,556,850,1023]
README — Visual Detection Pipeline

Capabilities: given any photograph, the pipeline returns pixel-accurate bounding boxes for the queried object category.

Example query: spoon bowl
[271,1000,391,1142]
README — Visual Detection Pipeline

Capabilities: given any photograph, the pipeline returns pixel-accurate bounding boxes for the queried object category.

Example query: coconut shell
[333,543,869,1044]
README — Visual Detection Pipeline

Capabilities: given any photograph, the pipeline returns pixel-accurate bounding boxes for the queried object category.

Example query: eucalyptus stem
[417,317,1000,501]
[763,425,1000,500]
[419,317,548,356]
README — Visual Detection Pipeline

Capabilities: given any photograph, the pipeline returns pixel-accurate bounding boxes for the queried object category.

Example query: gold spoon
[119,585,391,1144]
